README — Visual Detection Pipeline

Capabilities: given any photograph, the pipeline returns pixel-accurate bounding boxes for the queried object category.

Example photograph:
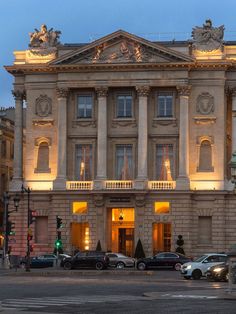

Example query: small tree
[134,239,145,259]
[96,240,102,251]
[176,234,185,255]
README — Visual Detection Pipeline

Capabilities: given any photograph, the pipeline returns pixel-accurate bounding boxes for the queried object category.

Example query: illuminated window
[75,144,92,180]
[72,202,88,214]
[71,222,89,251]
[77,95,93,118]
[116,95,132,118]
[116,145,133,179]
[154,202,170,214]
[157,92,173,117]
[156,144,174,180]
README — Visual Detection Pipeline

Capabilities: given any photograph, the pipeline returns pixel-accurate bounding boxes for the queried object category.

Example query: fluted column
[94,87,108,189]
[53,88,68,190]
[136,86,149,183]
[10,90,25,191]
[176,85,191,190]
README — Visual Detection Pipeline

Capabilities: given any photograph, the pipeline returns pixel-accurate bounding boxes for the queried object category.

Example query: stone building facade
[5,21,236,257]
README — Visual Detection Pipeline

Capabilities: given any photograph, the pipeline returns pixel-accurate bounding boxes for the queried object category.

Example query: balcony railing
[148,181,176,190]
[105,180,133,189]
[66,181,93,190]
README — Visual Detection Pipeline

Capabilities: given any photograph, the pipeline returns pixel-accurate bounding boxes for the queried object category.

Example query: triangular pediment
[51,30,193,65]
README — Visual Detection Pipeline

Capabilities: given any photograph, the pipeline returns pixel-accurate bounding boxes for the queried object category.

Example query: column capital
[95,86,108,97]
[136,86,150,97]
[177,85,191,96]
[56,88,69,99]
[12,90,25,101]
[226,86,236,97]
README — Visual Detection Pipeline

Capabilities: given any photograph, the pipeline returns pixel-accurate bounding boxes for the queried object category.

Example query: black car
[20,256,54,268]
[137,252,192,271]
[206,263,229,282]
[61,251,109,270]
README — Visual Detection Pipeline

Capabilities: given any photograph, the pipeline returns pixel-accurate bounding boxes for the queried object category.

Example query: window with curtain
[36,142,50,172]
[75,144,92,180]
[156,144,174,180]
[116,95,132,118]
[157,92,173,117]
[77,95,93,118]
[35,216,48,244]
[198,140,213,171]
[115,145,133,180]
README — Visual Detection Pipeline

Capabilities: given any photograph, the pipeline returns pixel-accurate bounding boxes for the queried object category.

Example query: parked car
[136,252,191,271]
[61,251,110,270]
[180,253,228,280]
[106,253,135,269]
[20,256,54,268]
[206,263,229,282]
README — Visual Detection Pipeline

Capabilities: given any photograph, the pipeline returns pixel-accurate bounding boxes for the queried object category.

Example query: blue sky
[1,0,236,107]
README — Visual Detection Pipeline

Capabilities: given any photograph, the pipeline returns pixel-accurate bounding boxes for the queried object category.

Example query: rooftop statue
[192,19,224,52]
[29,24,61,49]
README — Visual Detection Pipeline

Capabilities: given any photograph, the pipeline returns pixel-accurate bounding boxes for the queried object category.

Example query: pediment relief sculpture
[196,92,214,115]
[35,95,52,117]
[29,24,61,56]
[192,19,224,52]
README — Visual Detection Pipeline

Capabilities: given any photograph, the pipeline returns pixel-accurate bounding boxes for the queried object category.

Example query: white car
[180,253,227,280]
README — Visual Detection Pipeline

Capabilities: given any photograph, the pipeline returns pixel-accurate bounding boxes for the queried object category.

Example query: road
[0,269,235,313]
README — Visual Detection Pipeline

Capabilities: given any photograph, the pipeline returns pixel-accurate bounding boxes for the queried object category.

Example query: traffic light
[29,210,37,225]
[56,216,63,229]
[55,239,62,250]
[27,227,33,241]
[6,221,15,236]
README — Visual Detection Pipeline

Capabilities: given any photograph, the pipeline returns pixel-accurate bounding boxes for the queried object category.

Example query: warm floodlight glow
[72,202,88,214]
[154,202,170,214]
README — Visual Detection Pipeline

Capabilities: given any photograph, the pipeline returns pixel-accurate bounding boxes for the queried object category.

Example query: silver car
[106,253,135,269]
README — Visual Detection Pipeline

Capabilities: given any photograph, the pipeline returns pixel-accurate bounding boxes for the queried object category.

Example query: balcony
[148,181,176,190]
[66,181,93,190]
[105,180,134,189]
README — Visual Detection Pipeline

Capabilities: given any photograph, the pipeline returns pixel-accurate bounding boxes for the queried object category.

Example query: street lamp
[2,191,20,268]
[21,185,31,272]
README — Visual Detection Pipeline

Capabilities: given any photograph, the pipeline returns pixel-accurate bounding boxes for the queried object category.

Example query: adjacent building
[5,20,236,257]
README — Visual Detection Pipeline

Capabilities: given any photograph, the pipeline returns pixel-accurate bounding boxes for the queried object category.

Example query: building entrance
[153,223,171,254]
[107,208,135,257]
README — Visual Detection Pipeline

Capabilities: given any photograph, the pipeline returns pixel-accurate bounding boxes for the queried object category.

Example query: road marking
[161,293,218,299]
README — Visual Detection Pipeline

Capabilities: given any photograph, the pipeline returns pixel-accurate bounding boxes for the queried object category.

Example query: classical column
[53,88,68,190]
[176,85,191,190]
[95,87,108,186]
[231,88,236,153]
[135,86,149,189]
[11,90,25,191]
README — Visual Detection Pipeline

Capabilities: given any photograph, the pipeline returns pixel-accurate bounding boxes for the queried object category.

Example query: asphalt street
[0,268,235,313]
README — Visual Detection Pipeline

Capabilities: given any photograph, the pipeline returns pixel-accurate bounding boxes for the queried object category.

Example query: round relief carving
[35,95,52,117]
[196,92,214,115]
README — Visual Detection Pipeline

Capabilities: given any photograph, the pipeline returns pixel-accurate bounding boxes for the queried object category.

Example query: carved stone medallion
[35,95,52,117]
[196,92,214,115]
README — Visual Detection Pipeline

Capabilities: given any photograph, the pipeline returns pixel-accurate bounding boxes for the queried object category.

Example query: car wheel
[192,269,202,280]
[63,262,72,270]
[116,262,125,269]
[184,276,191,280]
[95,262,104,270]
[174,263,182,271]
[137,262,146,270]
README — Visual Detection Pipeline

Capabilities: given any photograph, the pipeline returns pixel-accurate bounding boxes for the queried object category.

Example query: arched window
[36,141,50,172]
[199,140,213,171]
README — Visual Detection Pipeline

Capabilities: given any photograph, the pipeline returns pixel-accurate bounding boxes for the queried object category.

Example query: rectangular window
[77,95,93,118]
[198,216,212,244]
[35,217,48,244]
[71,222,90,251]
[154,202,170,214]
[156,144,174,180]
[157,93,173,117]
[115,145,133,179]
[116,95,132,118]
[72,202,88,214]
[75,144,92,180]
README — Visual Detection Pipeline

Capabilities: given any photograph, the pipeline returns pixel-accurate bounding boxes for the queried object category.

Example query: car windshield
[194,255,208,262]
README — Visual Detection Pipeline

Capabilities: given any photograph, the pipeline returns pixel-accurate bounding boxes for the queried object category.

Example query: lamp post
[2,191,20,268]
[21,185,31,272]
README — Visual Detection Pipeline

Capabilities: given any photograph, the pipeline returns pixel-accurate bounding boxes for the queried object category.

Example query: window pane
[115,145,133,179]
[77,95,92,118]
[75,144,92,180]
[156,144,174,180]
[157,94,173,117]
[117,95,132,117]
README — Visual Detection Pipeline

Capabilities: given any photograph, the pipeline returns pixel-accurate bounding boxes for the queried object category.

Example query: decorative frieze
[176,85,191,96]
[136,86,150,97]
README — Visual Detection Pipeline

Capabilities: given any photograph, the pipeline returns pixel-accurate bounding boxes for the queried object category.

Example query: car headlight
[213,267,224,273]
[186,265,192,270]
